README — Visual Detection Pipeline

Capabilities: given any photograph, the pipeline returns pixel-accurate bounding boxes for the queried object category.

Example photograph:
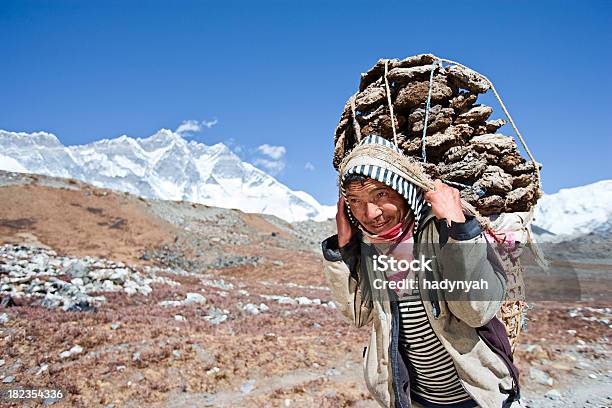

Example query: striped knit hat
[340,135,431,233]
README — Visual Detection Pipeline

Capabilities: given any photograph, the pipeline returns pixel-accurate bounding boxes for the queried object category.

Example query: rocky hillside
[0,171,610,407]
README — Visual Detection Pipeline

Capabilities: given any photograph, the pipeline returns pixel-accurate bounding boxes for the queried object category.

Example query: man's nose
[366,202,382,220]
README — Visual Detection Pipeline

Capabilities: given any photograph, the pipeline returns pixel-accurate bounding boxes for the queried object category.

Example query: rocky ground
[0,171,610,407]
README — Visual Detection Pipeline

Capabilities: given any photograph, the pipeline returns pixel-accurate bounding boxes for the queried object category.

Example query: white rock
[184,293,206,305]
[206,366,220,375]
[31,253,49,271]
[35,363,49,376]
[240,379,256,394]
[201,279,234,290]
[110,268,129,282]
[64,260,88,278]
[0,313,9,324]
[324,301,337,309]
[523,344,544,354]
[325,368,340,377]
[70,345,83,354]
[159,300,182,307]
[102,280,116,292]
[243,304,260,315]
[530,367,553,386]
[59,344,83,359]
[203,308,228,325]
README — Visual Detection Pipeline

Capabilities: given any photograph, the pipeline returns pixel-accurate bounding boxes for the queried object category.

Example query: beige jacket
[322,209,522,408]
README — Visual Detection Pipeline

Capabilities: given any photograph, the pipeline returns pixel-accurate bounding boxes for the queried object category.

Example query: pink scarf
[362,215,417,300]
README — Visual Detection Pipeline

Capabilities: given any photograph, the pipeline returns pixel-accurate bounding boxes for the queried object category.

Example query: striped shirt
[398,291,477,407]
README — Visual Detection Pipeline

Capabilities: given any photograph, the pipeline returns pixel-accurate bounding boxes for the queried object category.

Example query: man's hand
[424,179,466,225]
[336,197,356,247]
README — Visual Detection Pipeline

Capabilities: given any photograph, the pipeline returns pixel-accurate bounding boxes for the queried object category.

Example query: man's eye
[377,191,388,198]
[350,199,366,208]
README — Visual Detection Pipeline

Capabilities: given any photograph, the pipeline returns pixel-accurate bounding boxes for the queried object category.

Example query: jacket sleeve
[321,234,374,328]
[436,214,507,328]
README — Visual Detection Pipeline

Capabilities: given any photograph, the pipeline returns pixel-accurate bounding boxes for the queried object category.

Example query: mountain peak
[0,129,62,148]
[0,129,333,222]
[534,179,612,238]
[150,128,182,140]
[207,142,234,156]
[140,129,186,145]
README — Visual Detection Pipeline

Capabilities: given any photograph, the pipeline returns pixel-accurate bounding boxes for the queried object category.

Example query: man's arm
[436,214,507,327]
[321,198,374,328]
[424,180,506,327]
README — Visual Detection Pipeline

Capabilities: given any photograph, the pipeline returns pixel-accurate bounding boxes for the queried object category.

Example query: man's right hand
[336,197,355,248]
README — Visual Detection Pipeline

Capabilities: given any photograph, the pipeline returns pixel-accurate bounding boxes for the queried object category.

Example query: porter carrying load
[332,54,547,351]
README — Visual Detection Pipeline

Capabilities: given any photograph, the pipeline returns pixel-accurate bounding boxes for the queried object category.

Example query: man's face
[345,177,408,235]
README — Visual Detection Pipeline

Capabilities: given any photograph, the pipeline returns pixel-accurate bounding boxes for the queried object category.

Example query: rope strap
[442,180,486,198]
[421,61,440,163]
[383,60,398,146]
[349,93,362,142]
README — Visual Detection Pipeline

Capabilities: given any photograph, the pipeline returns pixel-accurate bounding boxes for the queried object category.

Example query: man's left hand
[424,179,466,225]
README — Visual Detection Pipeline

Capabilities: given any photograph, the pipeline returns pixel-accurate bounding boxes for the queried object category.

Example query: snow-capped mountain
[0,129,336,223]
[533,180,612,239]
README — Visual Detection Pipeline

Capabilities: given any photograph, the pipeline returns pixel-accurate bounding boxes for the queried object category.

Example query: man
[322,135,521,408]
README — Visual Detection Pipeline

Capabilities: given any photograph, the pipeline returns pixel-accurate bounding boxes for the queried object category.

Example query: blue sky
[1,1,610,205]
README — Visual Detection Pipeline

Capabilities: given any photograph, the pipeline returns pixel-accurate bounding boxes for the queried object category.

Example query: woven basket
[489,233,528,352]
